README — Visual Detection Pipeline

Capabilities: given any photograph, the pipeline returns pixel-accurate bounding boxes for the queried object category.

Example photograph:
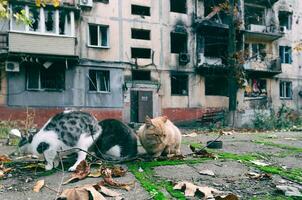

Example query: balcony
[244,58,282,77]
[196,53,229,75]
[244,24,282,42]
[8,32,76,57]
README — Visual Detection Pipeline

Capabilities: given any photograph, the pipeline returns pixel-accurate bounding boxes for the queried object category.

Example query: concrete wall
[0,66,6,105]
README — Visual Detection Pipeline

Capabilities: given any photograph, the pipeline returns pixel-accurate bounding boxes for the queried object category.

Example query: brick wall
[0,106,123,128]
[162,107,225,122]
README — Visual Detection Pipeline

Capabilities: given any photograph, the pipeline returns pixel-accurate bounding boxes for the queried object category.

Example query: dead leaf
[215,193,239,200]
[173,181,221,198]
[0,164,12,178]
[0,171,4,178]
[63,160,90,185]
[89,170,103,178]
[96,185,121,197]
[33,179,45,192]
[0,155,12,162]
[111,166,127,177]
[199,169,215,176]
[98,168,135,191]
[246,172,272,180]
[183,132,198,137]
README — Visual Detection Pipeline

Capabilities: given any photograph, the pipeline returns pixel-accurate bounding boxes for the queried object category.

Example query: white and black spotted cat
[14,111,102,171]
[12,111,138,171]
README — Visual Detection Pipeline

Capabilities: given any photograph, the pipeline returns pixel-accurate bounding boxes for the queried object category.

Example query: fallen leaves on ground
[98,168,135,191]
[0,163,12,179]
[189,145,217,159]
[173,181,239,199]
[58,183,121,200]
[246,172,272,180]
[89,165,127,178]
[63,160,90,185]
[0,155,12,162]
[33,179,45,192]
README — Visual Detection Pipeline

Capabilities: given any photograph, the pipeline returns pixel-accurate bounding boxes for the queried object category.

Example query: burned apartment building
[0,0,301,126]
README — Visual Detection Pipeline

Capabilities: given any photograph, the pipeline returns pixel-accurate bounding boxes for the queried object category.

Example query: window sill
[280,97,292,100]
[87,45,110,49]
[171,94,188,96]
[26,89,64,92]
[170,11,187,15]
[244,96,267,100]
[88,91,111,94]
[9,30,75,38]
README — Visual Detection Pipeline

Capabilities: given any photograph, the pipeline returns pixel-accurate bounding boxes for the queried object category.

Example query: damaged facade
[0,0,301,126]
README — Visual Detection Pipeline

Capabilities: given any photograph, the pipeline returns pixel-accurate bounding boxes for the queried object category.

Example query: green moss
[254,140,302,153]
[161,181,186,200]
[251,195,296,200]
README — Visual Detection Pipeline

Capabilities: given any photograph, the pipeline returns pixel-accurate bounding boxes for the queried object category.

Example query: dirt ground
[0,129,302,200]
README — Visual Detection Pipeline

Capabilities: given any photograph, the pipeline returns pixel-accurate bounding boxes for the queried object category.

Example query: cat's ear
[145,116,152,127]
[161,116,168,123]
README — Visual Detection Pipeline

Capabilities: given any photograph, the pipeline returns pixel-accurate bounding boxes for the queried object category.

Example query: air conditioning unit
[179,53,190,65]
[79,0,93,7]
[248,24,266,32]
[5,61,19,72]
[280,26,287,33]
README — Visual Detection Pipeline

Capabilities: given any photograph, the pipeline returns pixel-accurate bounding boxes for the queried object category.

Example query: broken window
[88,70,110,92]
[131,5,151,16]
[171,32,187,53]
[244,5,265,27]
[170,0,187,14]
[132,70,151,81]
[26,62,65,91]
[171,73,188,95]
[245,43,266,60]
[244,79,267,97]
[279,11,292,31]
[88,24,109,47]
[59,10,71,35]
[131,48,151,58]
[205,76,228,96]
[131,29,151,40]
[45,9,56,34]
[28,7,40,32]
[279,46,292,64]
[11,5,26,31]
[280,81,292,99]
[204,0,228,24]
[204,36,228,64]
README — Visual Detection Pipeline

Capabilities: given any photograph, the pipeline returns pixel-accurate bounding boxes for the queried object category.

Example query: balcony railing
[244,58,281,76]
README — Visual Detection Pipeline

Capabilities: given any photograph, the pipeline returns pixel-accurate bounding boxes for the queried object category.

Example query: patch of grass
[161,181,186,200]
[254,140,302,153]
[218,152,258,162]
[251,195,296,200]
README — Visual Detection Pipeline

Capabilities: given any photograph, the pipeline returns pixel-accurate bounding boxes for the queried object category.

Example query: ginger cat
[137,116,182,157]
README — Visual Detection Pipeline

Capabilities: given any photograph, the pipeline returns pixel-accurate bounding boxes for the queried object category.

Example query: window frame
[88,70,111,93]
[170,31,188,54]
[131,4,151,16]
[87,24,110,48]
[170,73,189,96]
[279,46,292,64]
[170,0,187,14]
[131,28,151,40]
[10,4,75,37]
[280,81,292,99]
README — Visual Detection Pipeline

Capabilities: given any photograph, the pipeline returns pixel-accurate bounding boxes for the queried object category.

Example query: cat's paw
[45,163,53,171]
[68,165,77,172]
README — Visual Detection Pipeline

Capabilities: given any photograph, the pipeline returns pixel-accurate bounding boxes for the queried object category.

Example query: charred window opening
[89,70,110,92]
[171,73,188,96]
[131,5,151,16]
[204,36,228,64]
[244,79,267,98]
[26,62,65,91]
[171,32,187,53]
[131,29,151,40]
[204,0,228,24]
[132,70,151,81]
[279,46,292,64]
[205,76,228,96]
[280,81,292,99]
[279,11,292,30]
[170,0,187,14]
[245,5,265,27]
[131,48,151,58]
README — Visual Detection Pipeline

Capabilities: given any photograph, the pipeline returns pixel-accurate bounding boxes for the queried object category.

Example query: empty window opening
[131,29,150,40]
[204,36,228,64]
[88,24,109,47]
[131,48,151,58]
[244,79,267,97]
[279,11,292,30]
[89,70,110,92]
[131,5,151,16]
[171,73,188,95]
[245,43,266,60]
[171,32,187,53]
[280,81,292,99]
[132,70,151,81]
[170,0,187,14]
[244,5,265,27]
[279,46,292,64]
[205,76,228,96]
[26,62,65,91]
